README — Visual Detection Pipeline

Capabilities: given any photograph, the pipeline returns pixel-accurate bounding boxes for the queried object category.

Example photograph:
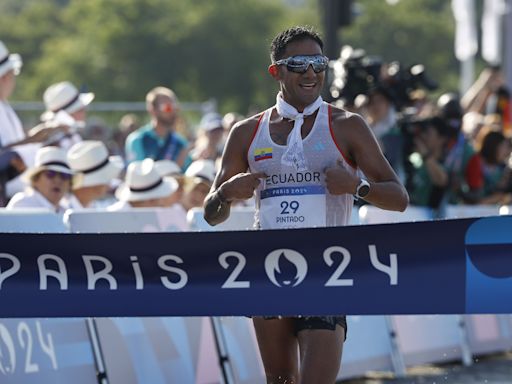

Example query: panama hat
[41,81,95,121]
[115,159,178,202]
[0,41,22,77]
[67,141,124,189]
[154,159,182,177]
[23,146,73,182]
[185,159,216,184]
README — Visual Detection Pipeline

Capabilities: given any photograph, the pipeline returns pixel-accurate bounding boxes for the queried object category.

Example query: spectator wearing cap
[0,41,63,203]
[180,159,216,212]
[6,146,73,213]
[191,112,225,162]
[222,112,244,134]
[108,158,178,211]
[65,141,124,210]
[40,81,95,150]
[125,87,191,170]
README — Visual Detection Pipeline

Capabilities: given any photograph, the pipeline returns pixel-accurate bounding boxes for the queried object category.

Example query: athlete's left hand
[324,159,359,195]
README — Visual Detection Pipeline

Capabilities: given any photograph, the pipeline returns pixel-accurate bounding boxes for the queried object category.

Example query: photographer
[407,117,452,209]
[363,85,403,180]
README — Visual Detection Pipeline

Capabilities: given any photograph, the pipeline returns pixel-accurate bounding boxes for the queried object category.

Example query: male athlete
[204,26,408,384]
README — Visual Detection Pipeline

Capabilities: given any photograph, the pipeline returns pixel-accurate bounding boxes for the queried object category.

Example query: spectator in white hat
[108,158,178,211]
[0,41,65,203]
[42,81,94,123]
[153,159,184,207]
[191,112,225,162]
[65,140,124,210]
[180,159,216,211]
[6,146,73,213]
[40,81,95,150]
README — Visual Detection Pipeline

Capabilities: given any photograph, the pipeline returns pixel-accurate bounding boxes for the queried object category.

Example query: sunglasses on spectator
[275,54,329,74]
[158,102,174,113]
[42,170,72,181]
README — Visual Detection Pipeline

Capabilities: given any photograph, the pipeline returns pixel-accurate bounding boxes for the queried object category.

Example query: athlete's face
[275,39,325,111]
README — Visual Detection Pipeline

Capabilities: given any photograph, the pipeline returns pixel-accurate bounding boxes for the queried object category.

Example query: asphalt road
[340,352,512,384]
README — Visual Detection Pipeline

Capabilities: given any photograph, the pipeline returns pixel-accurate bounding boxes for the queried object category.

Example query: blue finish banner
[0,215,511,317]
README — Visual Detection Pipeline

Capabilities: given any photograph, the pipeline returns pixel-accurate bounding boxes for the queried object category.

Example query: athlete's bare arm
[325,107,409,211]
[203,114,266,225]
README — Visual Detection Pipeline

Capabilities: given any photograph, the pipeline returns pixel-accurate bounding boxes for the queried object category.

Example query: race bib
[259,185,326,229]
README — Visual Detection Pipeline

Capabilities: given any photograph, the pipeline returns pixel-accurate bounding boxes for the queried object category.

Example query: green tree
[3,0,318,115]
[340,0,460,96]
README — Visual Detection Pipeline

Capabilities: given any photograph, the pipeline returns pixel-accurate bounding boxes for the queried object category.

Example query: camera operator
[407,117,452,210]
[437,92,478,205]
[362,85,404,180]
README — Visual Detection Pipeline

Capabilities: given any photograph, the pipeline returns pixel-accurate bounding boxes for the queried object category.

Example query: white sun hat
[154,159,182,177]
[0,40,22,77]
[115,159,178,202]
[185,159,217,184]
[41,81,95,121]
[23,146,73,182]
[67,140,124,189]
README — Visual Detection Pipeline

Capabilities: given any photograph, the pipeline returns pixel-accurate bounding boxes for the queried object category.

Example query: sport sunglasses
[275,54,329,74]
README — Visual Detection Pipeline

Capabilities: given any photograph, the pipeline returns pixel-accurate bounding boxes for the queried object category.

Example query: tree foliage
[0,0,463,114]
[341,0,460,95]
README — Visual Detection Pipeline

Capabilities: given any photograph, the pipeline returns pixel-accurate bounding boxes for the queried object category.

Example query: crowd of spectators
[1,39,511,223]
[331,45,512,216]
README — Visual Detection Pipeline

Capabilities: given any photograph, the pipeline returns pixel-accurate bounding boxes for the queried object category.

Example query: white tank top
[248,102,358,229]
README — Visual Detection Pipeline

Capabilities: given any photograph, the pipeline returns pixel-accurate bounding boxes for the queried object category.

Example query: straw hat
[0,41,22,77]
[154,159,182,177]
[42,81,95,121]
[115,159,178,202]
[23,146,73,182]
[67,141,124,189]
[185,159,216,184]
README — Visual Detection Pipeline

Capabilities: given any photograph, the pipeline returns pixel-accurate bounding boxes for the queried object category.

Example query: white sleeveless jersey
[248,102,358,230]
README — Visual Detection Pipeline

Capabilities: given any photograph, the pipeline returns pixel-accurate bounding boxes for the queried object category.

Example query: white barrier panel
[358,205,433,225]
[0,208,68,233]
[0,318,98,383]
[94,317,221,384]
[65,207,189,233]
[443,204,500,219]
[338,316,399,380]
[187,206,256,231]
[214,317,265,383]
[465,315,512,355]
[391,315,470,366]
[357,206,472,368]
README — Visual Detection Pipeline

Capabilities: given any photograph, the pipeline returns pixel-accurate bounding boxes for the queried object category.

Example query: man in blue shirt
[125,87,190,170]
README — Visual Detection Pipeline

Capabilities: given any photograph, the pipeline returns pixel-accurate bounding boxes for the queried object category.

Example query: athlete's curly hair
[270,26,324,62]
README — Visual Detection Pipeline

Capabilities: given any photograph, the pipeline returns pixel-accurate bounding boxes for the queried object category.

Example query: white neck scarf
[275,92,323,171]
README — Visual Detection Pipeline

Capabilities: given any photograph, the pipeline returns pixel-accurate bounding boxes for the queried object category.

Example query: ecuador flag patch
[254,147,273,161]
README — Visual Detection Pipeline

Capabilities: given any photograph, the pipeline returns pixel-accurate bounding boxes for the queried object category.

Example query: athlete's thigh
[297,326,345,384]
[252,317,299,382]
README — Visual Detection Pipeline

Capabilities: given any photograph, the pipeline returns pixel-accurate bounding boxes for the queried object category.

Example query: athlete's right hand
[219,172,266,201]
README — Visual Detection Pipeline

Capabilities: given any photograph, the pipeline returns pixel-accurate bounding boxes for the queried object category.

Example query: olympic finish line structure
[0,215,510,318]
